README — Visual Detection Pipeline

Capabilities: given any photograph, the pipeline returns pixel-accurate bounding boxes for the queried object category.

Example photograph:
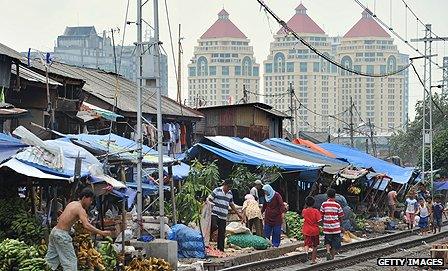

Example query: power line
[246,89,289,97]
[292,92,349,118]
[353,0,443,69]
[163,0,179,88]
[400,0,448,43]
[118,0,131,74]
[256,0,412,78]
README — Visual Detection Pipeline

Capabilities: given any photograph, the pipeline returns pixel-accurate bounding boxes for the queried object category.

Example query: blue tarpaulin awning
[319,143,415,185]
[0,133,28,163]
[262,138,348,175]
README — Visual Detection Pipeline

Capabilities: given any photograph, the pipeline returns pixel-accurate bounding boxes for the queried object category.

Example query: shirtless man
[45,187,111,271]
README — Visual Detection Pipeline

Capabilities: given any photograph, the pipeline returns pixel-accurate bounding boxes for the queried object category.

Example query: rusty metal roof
[33,61,203,119]
[198,102,290,118]
[11,65,61,86]
[0,43,25,61]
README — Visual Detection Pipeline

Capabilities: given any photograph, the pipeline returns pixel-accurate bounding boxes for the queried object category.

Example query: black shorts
[324,233,342,250]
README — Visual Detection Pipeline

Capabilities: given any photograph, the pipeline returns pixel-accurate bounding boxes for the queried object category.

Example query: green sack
[227,234,270,250]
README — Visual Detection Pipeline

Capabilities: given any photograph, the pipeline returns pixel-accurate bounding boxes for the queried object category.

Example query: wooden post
[168,165,177,224]
[121,198,126,256]
[30,182,36,215]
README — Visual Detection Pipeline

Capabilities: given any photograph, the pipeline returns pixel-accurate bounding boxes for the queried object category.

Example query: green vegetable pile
[98,237,118,271]
[0,238,50,271]
[0,198,44,245]
[355,217,366,231]
[285,211,304,240]
[227,234,270,250]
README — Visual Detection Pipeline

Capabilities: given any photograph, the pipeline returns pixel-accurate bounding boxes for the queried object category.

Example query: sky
[0,0,447,121]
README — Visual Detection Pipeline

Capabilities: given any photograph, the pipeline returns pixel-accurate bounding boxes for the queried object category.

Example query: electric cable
[256,0,413,77]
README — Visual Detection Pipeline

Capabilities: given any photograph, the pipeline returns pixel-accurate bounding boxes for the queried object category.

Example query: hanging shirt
[180,125,187,145]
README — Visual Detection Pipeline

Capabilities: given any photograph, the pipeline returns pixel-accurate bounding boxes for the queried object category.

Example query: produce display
[227,234,270,250]
[285,211,304,240]
[348,186,361,195]
[0,198,44,245]
[125,257,172,271]
[0,238,49,271]
[355,217,366,231]
[73,222,106,271]
[98,237,118,270]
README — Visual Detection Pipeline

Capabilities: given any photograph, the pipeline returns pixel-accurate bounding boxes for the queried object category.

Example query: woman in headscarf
[261,184,286,247]
[242,194,263,236]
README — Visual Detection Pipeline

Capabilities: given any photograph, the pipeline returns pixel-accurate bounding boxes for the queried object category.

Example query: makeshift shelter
[293,138,336,158]
[263,138,348,175]
[319,143,415,187]
[0,132,28,163]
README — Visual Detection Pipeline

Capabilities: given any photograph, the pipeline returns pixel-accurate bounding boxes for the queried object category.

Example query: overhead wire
[353,0,443,69]
[118,0,131,74]
[256,0,412,78]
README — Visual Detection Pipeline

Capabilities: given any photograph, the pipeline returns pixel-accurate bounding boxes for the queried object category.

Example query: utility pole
[443,56,448,97]
[349,96,354,148]
[368,118,376,157]
[289,82,295,138]
[242,84,248,103]
[135,0,144,238]
[153,0,165,240]
[177,24,183,105]
[410,25,448,199]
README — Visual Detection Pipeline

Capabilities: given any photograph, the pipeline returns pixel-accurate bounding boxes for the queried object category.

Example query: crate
[430,243,448,267]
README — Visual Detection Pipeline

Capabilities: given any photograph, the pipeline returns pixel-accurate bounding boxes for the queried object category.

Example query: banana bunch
[125,257,172,271]
[98,237,118,271]
[35,239,48,257]
[10,212,44,244]
[18,258,49,271]
[0,239,49,271]
[348,186,361,195]
[73,222,106,271]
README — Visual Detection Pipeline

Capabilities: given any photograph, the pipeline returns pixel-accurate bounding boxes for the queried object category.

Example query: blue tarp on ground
[188,136,323,172]
[0,133,27,163]
[319,143,415,185]
[262,138,348,175]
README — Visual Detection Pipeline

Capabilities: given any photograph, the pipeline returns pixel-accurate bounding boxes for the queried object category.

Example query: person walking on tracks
[302,196,322,264]
[208,179,242,252]
[432,197,444,233]
[417,197,430,235]
[405,194,418,231]
[261,184,286,247]
[320,188,344,261]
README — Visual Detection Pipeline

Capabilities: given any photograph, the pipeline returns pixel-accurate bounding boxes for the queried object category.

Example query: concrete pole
[136,0,143,238]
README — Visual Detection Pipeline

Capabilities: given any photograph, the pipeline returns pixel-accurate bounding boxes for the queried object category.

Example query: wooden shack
[195,102,290,142]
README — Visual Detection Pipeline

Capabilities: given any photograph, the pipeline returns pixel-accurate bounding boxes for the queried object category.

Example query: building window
[209,66,216,76]
[287,62,294,72]
[235,66,241,76]
[265,63,272,73]
[188,67,196,77]
[242,56,252,76]
[222,66,229,76]
[340,56,352,75]
[197,56,208,76]
[387,55,397,72]
[354,65,361,72]
[253,67,259,76]
[313,62,320,72]
[366,65,374,75]
[300,62,307,72]
[274,52,285,73]
[380,65,386,74]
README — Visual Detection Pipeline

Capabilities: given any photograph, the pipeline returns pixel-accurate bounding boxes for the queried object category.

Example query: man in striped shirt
[208,179,242,251]
[320,188,344,260]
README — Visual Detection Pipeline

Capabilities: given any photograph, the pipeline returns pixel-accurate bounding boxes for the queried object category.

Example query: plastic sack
[226,222,250,235]
[227,234,270,250]
[168,224,206,259]
[115,229,133,243]
[200,202,212,246]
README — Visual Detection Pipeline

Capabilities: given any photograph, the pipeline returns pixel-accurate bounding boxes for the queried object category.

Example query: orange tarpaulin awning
[292,138,337,158]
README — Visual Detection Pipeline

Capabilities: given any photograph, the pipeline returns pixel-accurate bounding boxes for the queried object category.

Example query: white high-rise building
[264,4,339,133]
[338,9,408,132]
[187,9,260,107]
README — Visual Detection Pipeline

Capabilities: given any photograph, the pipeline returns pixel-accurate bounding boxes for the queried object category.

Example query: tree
[389,93,448,176]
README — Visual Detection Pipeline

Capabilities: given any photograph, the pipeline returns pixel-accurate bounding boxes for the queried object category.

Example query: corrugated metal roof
[11,65,62,86]
[34,62,203,119]
[0,43,25,61]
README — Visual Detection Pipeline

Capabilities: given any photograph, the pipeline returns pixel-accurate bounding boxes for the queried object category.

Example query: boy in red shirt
[320,188,344,260]
[301,196,322,264]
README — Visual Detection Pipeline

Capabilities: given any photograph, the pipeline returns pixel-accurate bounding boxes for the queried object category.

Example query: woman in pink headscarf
[242,194,263,236]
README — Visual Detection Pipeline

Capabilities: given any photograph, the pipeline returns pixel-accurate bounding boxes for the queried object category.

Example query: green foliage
[229,165,283,195]
[389,93,448,176]
[176,160,220,224]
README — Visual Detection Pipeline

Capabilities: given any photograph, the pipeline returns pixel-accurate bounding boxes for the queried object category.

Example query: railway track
[221,224,448,271]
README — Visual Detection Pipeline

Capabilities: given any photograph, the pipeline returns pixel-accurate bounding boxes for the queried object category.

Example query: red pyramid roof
[344,9,390,38]
[277,3,325,35]
[201,9,247,39]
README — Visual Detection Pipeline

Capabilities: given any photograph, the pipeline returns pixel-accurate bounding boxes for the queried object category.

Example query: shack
[195,102,289,142]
